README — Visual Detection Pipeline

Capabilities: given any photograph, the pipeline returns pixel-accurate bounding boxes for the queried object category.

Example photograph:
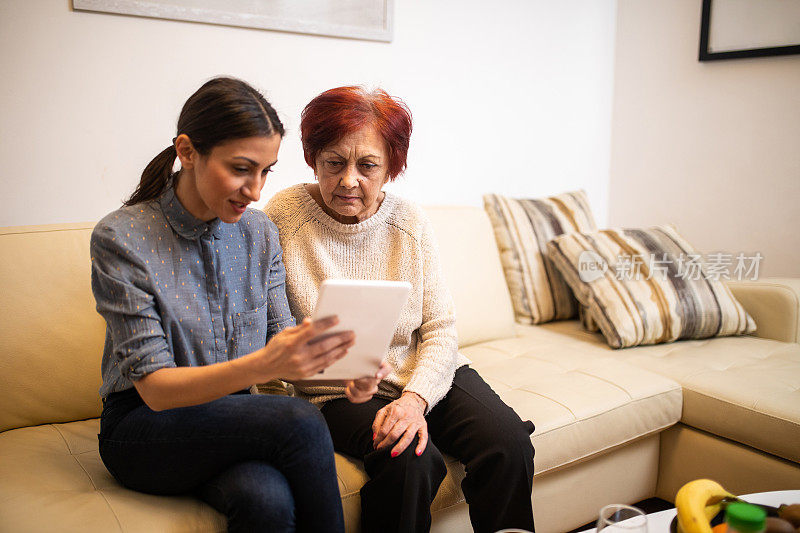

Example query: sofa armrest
[727,277,800,344]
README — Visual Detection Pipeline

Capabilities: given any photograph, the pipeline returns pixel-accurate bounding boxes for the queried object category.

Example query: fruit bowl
[669,499,786,533]
[673,480,800,533]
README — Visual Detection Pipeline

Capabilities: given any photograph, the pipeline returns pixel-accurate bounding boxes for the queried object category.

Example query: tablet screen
[302,279,411,382]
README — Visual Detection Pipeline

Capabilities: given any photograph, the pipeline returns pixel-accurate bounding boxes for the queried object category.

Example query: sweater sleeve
[264,218,296,338]
[402,214,459,412]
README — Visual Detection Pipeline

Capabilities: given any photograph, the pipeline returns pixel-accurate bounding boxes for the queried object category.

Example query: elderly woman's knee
[500,424,535,468]
[368,441,447,484]
[473,420,535,469]
[404,442,446,472]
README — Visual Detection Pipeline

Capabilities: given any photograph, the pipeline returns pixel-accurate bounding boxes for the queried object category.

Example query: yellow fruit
[705,503,722,522]
[675,479,736,533]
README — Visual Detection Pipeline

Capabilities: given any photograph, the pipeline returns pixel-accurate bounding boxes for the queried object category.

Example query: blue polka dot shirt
[91,187,295,398]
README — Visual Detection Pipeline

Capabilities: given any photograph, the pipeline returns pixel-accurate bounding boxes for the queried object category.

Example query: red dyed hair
[300,86,413,181]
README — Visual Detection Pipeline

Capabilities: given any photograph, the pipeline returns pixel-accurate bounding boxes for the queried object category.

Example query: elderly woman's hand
[372,391,428,457]
[345,361,392,404]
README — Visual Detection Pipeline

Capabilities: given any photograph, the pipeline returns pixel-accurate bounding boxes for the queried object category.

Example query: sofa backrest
[0,223,105,432]
[423,206,516,347]
[0,206,515,430]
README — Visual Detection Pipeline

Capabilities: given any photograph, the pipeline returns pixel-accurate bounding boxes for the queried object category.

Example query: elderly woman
[266,87,535,533]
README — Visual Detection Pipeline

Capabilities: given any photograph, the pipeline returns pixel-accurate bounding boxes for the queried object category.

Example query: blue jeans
[99,389,344,533]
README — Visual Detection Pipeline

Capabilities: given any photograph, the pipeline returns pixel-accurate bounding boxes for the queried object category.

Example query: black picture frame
[699,0,800,61]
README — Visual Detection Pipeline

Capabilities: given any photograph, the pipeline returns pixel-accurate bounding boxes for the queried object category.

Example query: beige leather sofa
[1,207,799,533]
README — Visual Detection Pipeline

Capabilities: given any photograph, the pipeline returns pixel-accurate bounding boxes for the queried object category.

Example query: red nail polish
[372,432,376,440]
[416,449,422,456]
[391,451,399,458]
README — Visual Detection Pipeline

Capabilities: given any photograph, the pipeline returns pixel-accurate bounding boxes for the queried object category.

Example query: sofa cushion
[483,191,597,324]
[0,419,467,533]
[0,224,105,432]
[0,420,226,532]
[423,206,516,346]
[547,225,755,348]
[460,329,683,474]
[534,320,800,464]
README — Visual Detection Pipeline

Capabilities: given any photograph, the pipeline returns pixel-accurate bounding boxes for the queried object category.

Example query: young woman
[91,77,386,533]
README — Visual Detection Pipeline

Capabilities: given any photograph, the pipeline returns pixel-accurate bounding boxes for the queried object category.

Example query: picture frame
[73,0,394,42]
[699,0,800,61]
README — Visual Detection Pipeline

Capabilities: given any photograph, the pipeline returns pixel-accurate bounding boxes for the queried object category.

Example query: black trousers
[321,365,535,533]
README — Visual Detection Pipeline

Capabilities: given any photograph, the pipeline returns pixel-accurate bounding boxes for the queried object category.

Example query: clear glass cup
[596,504,648,532]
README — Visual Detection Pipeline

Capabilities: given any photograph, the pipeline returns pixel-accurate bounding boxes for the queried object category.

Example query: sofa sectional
[1,206,798,533]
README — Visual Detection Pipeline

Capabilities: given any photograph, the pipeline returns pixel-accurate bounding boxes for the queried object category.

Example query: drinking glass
[596,504,648,532]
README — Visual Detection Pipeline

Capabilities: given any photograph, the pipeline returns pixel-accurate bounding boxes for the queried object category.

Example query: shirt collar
[159,187,224,240]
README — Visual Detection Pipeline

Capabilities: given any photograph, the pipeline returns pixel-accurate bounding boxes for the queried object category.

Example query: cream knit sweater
[266,184,470,411]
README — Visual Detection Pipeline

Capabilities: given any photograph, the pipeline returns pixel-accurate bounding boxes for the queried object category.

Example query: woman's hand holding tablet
[250,316,355,381]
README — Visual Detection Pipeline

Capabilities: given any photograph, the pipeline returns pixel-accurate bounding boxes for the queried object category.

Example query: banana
[675,479,736,533]
[703,502,722,523]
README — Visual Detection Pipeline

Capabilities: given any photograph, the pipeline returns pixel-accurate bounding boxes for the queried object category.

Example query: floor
[566,498,674,532]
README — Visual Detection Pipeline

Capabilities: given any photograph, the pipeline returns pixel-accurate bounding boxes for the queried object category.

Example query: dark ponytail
[125,145,177,206]
[124,77,284,206]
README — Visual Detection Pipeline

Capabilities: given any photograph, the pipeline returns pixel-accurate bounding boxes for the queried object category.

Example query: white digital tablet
[300,279,412,383]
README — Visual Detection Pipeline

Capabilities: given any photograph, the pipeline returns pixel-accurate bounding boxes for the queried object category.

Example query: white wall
[0,0,617,228]
[609,0,800,277]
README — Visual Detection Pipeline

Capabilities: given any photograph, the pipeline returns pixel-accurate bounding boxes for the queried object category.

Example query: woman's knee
[463,414,533,467]
[486,422,534,472]
[240,395,331,450]
[516,429,535,469]
[367,440,447,486]
[212,396,336,478]
[282,398,333,448]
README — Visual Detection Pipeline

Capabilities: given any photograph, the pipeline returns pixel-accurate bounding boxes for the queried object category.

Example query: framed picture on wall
[699,0,800,61]
[73,0,394,42]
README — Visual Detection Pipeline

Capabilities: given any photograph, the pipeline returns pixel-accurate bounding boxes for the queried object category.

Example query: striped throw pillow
[546,225,756,349]
[483,191,597,324]
[578,305,600,332]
